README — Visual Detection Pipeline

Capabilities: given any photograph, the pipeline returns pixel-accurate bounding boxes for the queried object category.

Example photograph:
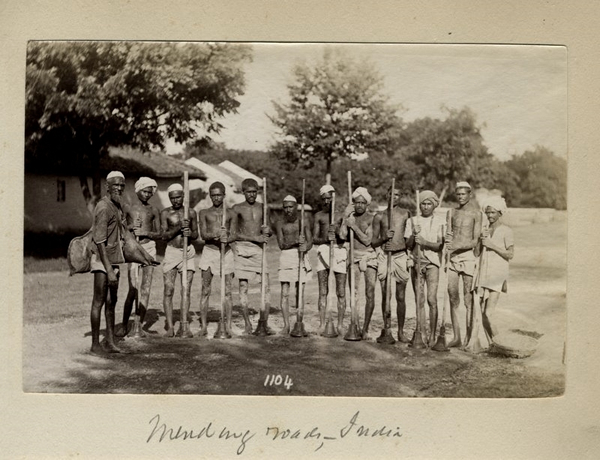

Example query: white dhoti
[199,244,234,275]
[315,243,348,274]
[162,245,196,273]
[278,248,312,283]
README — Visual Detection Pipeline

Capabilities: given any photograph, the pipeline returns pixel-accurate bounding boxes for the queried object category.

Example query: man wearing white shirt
[405,190,446,346]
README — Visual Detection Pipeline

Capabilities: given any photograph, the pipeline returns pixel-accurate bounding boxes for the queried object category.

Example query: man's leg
[104,271,121,353]
[425,265,440,346]
[447,269,462,347]
[90,272,108,354]
[262,273,273,333]
[335,272,347,333]
[316,269,328,332]
[178,270,195,338]
[117,264,136,337]
[163,269,177,337]
[361,267,377,340]
[239,279,252,334]
[137,265,153,327]
[395,277,409,343]
[482,290,500,339]
[224,274,234,333]
[280,281,290,334]
[462,273,474,344]
[200,269,213,336]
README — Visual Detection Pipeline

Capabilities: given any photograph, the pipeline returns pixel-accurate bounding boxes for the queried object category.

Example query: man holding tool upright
[161,182,198,338]
[446,181,482,347]
[230,178,272,335]
[275,192,313,335]
[340,186,377,340]
[312,184,347,334]
[372,184,412,343]
[198,181,234,337]
[405,190,445,346]
[117,177,161,338]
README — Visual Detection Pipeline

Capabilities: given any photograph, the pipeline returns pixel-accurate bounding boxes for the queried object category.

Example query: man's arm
[198,210,210,242]
[371,213,385,248]
[312,214,326,245]
[275,220,286,250]
[229,206,239,242]
[188,210,199,240]
[351,216,373,247]
[160,209,181,241]
[303,216,313,252]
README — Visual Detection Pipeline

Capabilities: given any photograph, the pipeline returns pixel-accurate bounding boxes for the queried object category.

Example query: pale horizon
[167,43,567,162]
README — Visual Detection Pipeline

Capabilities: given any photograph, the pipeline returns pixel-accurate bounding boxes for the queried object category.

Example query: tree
[401,107,495,202]
[26,41,252,212]
[269,47,403,184]
[504,146,567,209]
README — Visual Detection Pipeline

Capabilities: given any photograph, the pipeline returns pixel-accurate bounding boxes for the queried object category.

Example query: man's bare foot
[115,324,128,337]
[103,342,121,353]
[397,332,411,343]
[90,343,104,355]
[199,327,208,337]
[428,334,437,347]
[447,337,462,348]
[361,329,370,341]
[337,323,344,335]
[280,325,290,335]
[243,324,253,335]
[266,325,276,336]
[164,327,175,338]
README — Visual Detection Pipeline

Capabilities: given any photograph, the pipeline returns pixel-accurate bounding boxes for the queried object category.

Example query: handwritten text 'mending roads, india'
[146,411,403,455]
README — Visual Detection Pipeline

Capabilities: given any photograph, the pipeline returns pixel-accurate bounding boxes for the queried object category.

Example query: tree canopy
[269,47,402,184]
[26,41,252,210]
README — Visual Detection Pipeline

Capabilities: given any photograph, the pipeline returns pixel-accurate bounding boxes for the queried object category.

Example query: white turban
[455,181,471,190]
[483,196,507,214]
[283,195,297,203]
[319,184,335,196]
[167,183,183,194]
[352,187,372,205]
[106,171,125,181]
[135,177,157,194]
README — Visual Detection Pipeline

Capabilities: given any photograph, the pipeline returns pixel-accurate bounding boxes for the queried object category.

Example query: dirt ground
[22,221,566,397]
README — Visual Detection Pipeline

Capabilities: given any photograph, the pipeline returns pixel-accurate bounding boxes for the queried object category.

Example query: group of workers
[88,171,514,356]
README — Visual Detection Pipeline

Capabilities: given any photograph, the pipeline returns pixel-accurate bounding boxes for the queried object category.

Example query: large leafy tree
[26,41,252,212]
[269,47,403,184]
[400,107,496,202]
[505,146,567,209]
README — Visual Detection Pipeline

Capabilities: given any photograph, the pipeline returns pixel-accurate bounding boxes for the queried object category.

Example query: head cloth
[319,184,335,196]
[483,196,507,215]
[419,190,439,207]
[135,177,157,194]
[352,187,372,205]
[283,195,297,203]
[167,183,183,194]
[455,181,472,190]
[106,171,125,182]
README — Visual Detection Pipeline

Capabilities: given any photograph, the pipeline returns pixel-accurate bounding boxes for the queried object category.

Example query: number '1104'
[264,374,293,390]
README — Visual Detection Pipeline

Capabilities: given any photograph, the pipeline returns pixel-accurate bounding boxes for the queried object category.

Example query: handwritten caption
[146,411,402,455]
[263,374,293,389]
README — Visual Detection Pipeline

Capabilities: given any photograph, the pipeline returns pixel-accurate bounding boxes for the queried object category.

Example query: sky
[169,43,567,162]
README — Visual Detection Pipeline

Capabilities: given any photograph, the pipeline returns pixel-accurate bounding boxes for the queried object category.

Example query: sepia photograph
[23,41,567,398]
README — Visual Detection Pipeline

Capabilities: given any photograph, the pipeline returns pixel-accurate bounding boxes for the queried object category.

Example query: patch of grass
[24,257,69,274]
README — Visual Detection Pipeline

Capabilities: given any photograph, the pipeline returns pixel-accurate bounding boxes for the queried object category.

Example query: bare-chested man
[372,185,412,343]
[116,177,161,338]
[89,171,127,354]
[275,195,313,334]
[340,187,377,340]
[230,178,272,334]
[446,181,482,347]
[405,190,445,346]
[160,183,199,338]
[312,184,347,334]
[198,181,234,337]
